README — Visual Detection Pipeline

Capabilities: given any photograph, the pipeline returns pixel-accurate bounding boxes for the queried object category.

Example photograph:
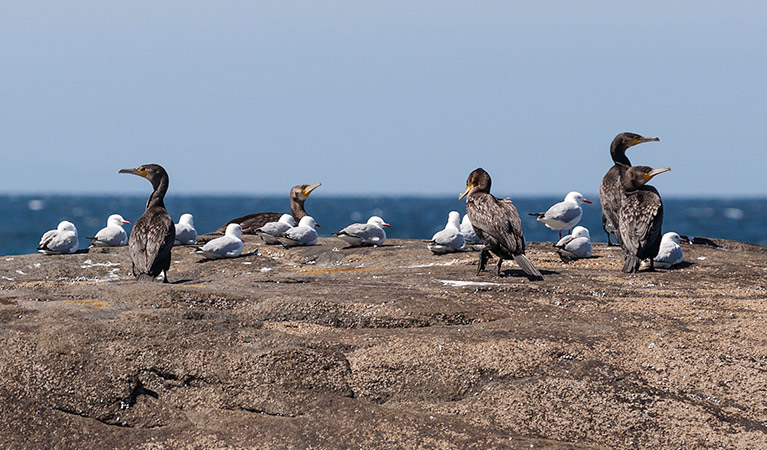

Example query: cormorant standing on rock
[119,164,175,283]
[215,183,321,234]
[618,165,670,273]
[600,133,660,245]
[459,168,543,280]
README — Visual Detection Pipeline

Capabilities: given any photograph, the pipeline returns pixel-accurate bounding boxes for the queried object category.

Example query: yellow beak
[459,184,472,200]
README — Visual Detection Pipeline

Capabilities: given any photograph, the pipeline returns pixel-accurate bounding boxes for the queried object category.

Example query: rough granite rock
[0,237,766,449]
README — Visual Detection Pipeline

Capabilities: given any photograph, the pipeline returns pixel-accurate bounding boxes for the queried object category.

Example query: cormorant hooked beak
[302,182,321,196]
[642,167,671,181]
[119,167,148,178]
[631,136,660,146]
[458,184,473,200]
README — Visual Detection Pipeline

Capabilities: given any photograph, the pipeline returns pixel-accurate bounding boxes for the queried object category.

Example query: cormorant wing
[468,196,525,257]
[619,189,663,257]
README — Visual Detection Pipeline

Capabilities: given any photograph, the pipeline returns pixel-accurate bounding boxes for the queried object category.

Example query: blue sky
[1,1,765,196]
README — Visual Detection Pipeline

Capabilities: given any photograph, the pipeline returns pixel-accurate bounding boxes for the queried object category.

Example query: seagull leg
[559,230,562,239]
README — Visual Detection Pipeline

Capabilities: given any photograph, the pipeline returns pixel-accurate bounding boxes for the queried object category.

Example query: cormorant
[119,164,175,283]
[214,183,321,234]
[459,168,543,280]
[600,133,660,245]
[618,165,670,273]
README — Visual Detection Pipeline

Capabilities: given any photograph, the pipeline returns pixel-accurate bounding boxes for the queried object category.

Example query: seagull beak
[643,167,671,181]
[458,184,472,200]
[382,223,391,227]
[302,182,321,196]
[119,168,148,178]
[583,198,592,204]
[123,220,131,225]
[315,223,321,228]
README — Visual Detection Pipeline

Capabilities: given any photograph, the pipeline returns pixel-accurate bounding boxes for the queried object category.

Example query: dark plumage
[459,168,543,280]
[600,133,660,245]
[214,183,321,234]
[618,165,670,273]
[119,164,175,283]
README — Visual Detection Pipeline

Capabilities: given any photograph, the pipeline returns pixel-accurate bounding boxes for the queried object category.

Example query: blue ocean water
[1,194,765,256]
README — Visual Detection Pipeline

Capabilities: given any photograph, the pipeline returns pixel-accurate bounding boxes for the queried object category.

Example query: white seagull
[654,232,684,268]
[333,216,390,247]
[174,213,197,245]
[194,223,243,259]
[276,216,319,247]
[554,226,593,262]
[88,214,130,247]
[529,191,592,239]
[38,221,79,254]
[460,214,482,245]
[255,214,296,245]
[427,211,466,254]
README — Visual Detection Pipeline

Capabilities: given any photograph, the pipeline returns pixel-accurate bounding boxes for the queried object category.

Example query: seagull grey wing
[545,202,582,224]
[38,230,56,249]
[50,232,78,253]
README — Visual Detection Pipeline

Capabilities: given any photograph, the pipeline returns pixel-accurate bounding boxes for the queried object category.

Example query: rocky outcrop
[1,237,765,448]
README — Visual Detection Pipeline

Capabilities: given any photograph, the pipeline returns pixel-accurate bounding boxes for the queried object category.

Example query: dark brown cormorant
[459,168,543,280]
[618,165,670,273]
[600,133,660,245]
[213,183,321,234]
[119,164,175,283]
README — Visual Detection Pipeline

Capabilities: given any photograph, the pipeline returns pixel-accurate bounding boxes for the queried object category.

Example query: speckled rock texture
[0,236,765,449]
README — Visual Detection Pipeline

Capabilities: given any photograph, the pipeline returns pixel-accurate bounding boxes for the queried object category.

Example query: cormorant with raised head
[459,168,543,280]
[119,164,175,283]
[618,165,670,273]
[600,133,660,245]
[214,183,321,235]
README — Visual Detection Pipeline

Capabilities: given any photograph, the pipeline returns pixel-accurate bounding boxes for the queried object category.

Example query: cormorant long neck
[291,198,307,220]
[146,175,169,210]
[610,138,631,166]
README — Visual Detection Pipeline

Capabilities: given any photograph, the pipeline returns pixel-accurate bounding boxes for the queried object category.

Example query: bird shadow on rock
[662,261,695,270]
[498,268,559,278]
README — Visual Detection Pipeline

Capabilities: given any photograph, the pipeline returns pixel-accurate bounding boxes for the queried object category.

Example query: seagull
[38,221,79,254]
[427,211,466,254]
[174,213,197,245]
[460,214,482,245]
[654,232,684,268]
[528,191,592,239]
[333,216,390,247]
[88,214,130,247]
[255,214,296,245]
[276,216,319,247]
[554,226,593,262]
[194,223,243,259]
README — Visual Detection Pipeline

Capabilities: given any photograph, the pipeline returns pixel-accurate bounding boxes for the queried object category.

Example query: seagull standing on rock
[194,224,244,259]
[528,191,591,239]
[333,216,390,247]
[38,221,79,254]
[427,211,465,254]
[277,216,319,247]
[88,214,130,247]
